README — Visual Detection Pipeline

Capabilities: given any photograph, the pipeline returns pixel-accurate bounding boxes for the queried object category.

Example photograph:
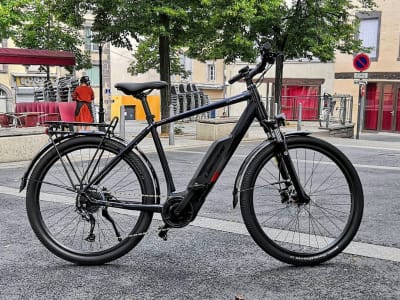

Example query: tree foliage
[0,0,30,39]
[185,0,275,63]
[55,0,376,111]
[85,0,207,76]
[127,36,190,79]
[187,0,376,107]
[11,0,91,71]
[85,0,377,82]
[187,0,376,62]
[75,0,209,130]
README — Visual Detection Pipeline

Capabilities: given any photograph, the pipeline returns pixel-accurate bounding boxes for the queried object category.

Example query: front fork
[271,125,310,204]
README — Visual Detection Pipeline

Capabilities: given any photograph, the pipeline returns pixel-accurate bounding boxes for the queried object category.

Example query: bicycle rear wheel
[240,135,363,265]
[26,136,155,265]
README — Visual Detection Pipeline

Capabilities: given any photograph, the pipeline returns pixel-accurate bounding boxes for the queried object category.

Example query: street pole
[120,105,125,138]
[297,103,302,131]
[355,82,365,140]
[98,44,104,124]
[169,104,175,145]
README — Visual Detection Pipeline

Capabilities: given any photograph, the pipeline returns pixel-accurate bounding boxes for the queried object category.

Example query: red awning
[0,48,75,66]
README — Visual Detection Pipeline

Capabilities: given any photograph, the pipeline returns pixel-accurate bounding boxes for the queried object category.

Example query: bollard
[120,105,125,138]
[297,102,302,131]
[169,104,175,145]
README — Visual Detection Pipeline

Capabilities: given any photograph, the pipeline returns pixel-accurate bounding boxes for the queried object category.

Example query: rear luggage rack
[45,116,119,138]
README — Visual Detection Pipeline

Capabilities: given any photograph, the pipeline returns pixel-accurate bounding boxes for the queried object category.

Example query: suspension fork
[274,131,310,204]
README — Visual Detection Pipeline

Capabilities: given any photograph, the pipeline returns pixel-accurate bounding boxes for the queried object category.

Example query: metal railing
[265,94,353,127]
[317,94,353,128]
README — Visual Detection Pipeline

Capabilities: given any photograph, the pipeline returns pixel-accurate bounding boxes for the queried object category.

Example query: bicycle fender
[232,131,311,208]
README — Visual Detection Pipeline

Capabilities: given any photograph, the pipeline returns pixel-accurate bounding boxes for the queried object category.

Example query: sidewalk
[1,120,400,164]
[118,119,400,151]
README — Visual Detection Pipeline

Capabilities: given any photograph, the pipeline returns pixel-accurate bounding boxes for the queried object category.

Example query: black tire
[240,135,363,266]
[26,136,155,265]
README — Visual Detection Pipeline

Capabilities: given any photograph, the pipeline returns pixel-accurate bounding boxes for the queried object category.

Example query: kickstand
[102,208,122,241]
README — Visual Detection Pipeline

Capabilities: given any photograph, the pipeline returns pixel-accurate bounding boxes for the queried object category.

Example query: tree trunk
[159,15,171,135]
[274,53,284,116]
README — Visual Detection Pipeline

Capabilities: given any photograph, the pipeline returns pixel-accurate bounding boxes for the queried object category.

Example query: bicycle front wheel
[26,136,155,265]
[240,135,363,265]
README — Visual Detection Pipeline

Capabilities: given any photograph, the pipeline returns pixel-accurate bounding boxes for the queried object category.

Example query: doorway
[125,105,136,120]
[365,83,400,132]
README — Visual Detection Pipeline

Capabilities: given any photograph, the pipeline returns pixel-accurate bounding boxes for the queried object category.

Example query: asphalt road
[1,137,400,299]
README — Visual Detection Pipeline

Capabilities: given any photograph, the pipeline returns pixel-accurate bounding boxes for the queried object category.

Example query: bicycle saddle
[115,81,168,96]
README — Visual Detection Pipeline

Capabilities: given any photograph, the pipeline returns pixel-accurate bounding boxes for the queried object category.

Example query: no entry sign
[353,53,370,72]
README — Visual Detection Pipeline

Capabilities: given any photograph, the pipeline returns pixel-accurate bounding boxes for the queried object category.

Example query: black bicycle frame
[83,85,268,215]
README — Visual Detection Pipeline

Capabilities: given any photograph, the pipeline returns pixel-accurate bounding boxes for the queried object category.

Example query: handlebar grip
[228,73,243,85]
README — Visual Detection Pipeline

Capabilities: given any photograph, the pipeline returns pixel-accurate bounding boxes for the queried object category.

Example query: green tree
[79,0,208,133]
[189,0,376,111]
[253,0,376,110]
[0,0,30,39]
[56,0,376,123]
[127,36,190,79]
[186,0,272,63]
[12,0,91,74]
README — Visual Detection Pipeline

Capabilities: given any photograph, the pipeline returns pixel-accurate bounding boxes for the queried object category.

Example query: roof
[0,48,75,66]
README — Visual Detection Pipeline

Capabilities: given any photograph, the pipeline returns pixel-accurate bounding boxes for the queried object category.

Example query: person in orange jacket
[73,76,95,130]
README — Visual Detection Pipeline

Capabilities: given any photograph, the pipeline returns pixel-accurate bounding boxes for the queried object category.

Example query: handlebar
[228,66,249,84]
[228,42,276,85]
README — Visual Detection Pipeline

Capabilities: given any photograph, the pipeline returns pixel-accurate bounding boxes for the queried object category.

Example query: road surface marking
[3,185,400,262]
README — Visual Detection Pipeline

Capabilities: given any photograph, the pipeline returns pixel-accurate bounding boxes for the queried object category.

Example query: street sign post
[353,53,371,140]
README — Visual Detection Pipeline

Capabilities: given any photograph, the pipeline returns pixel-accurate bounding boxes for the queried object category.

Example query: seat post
[138,94,155,124]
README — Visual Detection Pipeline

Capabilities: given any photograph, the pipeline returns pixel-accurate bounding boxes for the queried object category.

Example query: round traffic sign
[353,53,370,72]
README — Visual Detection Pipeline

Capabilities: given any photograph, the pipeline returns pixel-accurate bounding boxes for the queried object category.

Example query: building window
[85,65,100,86]
[207,63,216,82]
[357,12,381,61]
[84,27,99,52]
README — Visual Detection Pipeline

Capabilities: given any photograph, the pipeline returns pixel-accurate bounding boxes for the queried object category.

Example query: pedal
[158,226,169,241]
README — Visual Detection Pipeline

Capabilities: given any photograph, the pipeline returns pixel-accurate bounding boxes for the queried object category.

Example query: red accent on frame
[210,171,220,183]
